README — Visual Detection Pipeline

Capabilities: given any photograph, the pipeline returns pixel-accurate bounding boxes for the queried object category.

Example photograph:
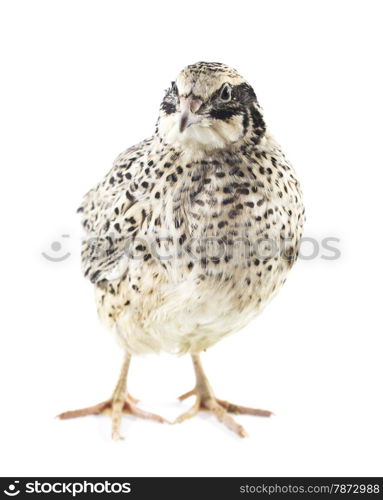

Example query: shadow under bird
[58,62,305,439]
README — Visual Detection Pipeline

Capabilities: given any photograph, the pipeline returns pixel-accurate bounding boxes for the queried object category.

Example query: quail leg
[175,354,272,437]
[57,353,167,440]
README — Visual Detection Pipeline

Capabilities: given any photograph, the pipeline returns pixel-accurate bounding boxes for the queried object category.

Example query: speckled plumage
[61,62,304,438]
[79,62,304,355]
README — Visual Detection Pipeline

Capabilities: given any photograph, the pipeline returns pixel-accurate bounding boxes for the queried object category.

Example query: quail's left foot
[175,355,272,437]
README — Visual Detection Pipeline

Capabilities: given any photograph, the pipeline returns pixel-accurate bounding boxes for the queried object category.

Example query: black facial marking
[250,105,266,132]
[161,100,176,115]
[160,83,179,115]
[209,108,239,120]
[242,111,249,135]
[233,83,258,105]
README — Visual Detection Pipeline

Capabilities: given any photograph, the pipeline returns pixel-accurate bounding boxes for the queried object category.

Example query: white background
[1,0,382,477]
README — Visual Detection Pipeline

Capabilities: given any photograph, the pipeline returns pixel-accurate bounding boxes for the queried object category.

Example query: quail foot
[58,62,304,439]
[58,353,167,440]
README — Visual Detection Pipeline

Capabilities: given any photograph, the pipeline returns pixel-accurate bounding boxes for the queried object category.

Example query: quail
[58,62,305,439]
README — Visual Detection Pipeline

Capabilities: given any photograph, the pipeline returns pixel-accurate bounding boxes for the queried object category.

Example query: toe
[178,389,196,401]
[205,400,248,438]
[174,397,201,424]
[217,399,273,417]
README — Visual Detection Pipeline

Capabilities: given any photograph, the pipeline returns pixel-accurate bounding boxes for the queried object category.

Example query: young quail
[58,62,305,439]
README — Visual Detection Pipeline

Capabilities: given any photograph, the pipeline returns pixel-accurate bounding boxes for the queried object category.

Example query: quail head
[58,62,305,439]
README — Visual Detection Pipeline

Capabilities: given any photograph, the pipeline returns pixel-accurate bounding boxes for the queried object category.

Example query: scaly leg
[175,354,272,437]
[57,353,167,440]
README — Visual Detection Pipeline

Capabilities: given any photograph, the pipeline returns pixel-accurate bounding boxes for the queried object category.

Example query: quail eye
[171,81,178,95]
[220,83,232,102]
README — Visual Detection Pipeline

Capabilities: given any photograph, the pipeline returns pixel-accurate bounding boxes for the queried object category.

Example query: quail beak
[179,96,203,132]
